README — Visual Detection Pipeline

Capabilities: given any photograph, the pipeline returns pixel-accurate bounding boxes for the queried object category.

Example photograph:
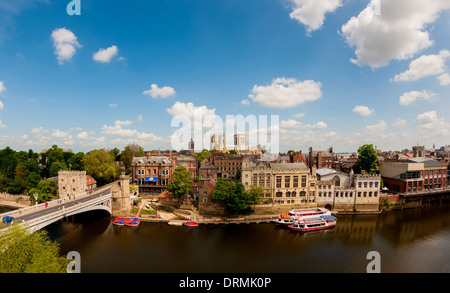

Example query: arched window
[333,175,340,187]
[276,192,283,198]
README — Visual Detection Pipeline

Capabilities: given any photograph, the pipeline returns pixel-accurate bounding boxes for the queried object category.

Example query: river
[34,204,450,274]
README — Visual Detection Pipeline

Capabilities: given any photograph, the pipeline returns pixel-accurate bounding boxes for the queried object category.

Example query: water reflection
[33,204,450,273]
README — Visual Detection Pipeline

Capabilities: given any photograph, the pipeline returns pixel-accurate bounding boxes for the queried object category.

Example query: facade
[131,156,174,195]
[176,155,198,179]
[58,171,87,197]
[198,164,218,182]
[241,157,318,206]
[213,154,243,180]
[306,147,335,169]
[110,172,132,216]
[380,158,447,193]
[316,168,381,212]
[86,175,97,192]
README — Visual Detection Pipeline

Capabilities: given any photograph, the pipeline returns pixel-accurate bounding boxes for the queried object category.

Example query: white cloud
[392,50,450,82]
[109,103,118,108]
[51,28,82,64]
[241,99,250,106]
[438,73,450,86]
[280,119,302,129]
[392,118,406,128]
[143,84,176,98]
[166,101,216,120]
[399,90,438,106]
[0,101,3,111]
[114,120,133,126]
[292,113,306,118]
[51,129,71,139]
[341,0,450,68]
[312,121,327,130]
[288,0,342,33]
[414,111,450,138]
[364,120,387,134]
[30,126,48,135]
[101,124,163,142]
[415,111,441,128]
[0,81,6,94]
[352,105,374,116]
[249,77,322,108]
[93,45,119,63]
[136,114,143,123]
[76,131,89,140]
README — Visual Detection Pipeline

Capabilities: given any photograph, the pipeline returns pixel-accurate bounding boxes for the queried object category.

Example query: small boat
[124,217,140,227]
[183,221,199,227]
[289,215,337,232]
[112,217,126,226]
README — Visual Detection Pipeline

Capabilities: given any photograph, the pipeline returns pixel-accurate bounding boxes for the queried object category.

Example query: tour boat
[112,217,126,226]
[274,214,296,226]
[274,208,331,226]
[289,215,337,232]
[183,221,199,227]
[287,208,331,219]
[125,217,140,227]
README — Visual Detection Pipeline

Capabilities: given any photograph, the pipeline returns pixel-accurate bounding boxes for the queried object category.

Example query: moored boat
[125,217,140,227]
[112,217,126,226]
[274,214,295,226]
[274,208,331,226]
[289,215,337,232]
[183,221,199,227]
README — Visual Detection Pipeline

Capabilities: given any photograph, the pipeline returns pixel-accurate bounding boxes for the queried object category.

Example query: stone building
[241,157,318,207]
[58,171,87,197]
[198,164,218,182]
[315,168,381,212]
[110,172,132,216]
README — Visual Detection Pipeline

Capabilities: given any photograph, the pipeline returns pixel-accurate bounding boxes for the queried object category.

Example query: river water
[36,204,450,274]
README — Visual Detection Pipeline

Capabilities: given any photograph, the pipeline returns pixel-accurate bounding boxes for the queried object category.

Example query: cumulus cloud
[438,73,450,86]
[364,120,387,134]
[399,90,438,106]
[114,120,133,126]
[341,0,450,68]
[93,45,119,63]
[312,121,328,130]
[241,99,250,106]
[166,101,216,120]
[353,105,374,116]
[101,124,163,142]
[109,103,118,108]
[0,101,3,111]
[392,118,406,128]
[280,119,302,129]
[0,81,6,94]
[392,50,450,82]
[292,113,306,118]
[288,0,343,33]
[143,84,176,98]
[51,28,82,64]
[248,77,322,108]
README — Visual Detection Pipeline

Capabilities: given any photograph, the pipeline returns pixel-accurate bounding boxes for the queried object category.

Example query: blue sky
[0,0,449,153]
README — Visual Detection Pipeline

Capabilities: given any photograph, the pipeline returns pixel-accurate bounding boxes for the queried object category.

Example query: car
[2,216,14,223]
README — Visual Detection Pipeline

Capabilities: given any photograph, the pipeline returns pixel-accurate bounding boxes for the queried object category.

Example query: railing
[15,194,112,230]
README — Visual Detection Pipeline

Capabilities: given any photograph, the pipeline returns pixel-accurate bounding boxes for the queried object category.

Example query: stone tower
[412,145,425,158]
[111,172,131,216]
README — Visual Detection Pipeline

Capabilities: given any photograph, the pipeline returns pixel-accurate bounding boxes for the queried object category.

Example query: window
[358,192,361,197]
[276,192,282,197]
[276,176,282,188]
[285,176,290,188]
[364,182,367,188]
[292,192,296,197]
[286,192,291,197]
[358,182,362,188]
[293,176,299,188]
[301,176,307,188]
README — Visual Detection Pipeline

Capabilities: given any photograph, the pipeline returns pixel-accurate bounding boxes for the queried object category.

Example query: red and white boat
[112,217,126,226]
[183,221,199,227]
[289,215,337,232]
[274,208,331,226]
[124,217,140,227]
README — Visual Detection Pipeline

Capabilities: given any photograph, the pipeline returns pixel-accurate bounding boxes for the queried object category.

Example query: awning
[145,176,158,182]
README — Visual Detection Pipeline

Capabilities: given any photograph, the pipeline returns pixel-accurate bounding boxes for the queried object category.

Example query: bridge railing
[14,194,112,230]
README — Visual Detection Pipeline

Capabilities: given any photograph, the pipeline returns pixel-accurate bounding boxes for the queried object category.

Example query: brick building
[131,156,174,195]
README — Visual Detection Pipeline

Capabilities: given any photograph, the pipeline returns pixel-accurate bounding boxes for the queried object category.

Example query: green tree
[120,144,144,172]
[167,166,192,199]
[212,178,255,214]
[194,149,211,165]
[29,180,58,203]
[0,225,70,273]
[49,161,68,177]
[110,148,121,161]
[355,144,379,174]
[0,147,18,180]
[83,149,120,186]
[25,172,42,192]
[68,152,85,171]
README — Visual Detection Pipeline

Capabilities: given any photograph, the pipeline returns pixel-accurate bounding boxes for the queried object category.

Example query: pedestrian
[45,202,48,208]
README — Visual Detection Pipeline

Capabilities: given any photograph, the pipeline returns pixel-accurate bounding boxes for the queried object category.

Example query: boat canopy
[320,215,337,220]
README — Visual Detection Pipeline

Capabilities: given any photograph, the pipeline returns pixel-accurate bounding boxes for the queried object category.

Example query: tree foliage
[28,180,58,204]
[355,144,379,174]
[0,225,70,273]
[83,149,120,186]
[120,143,144,172]
[212,178,262,214]
[194,149,211,164]
[167,166,192,199]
